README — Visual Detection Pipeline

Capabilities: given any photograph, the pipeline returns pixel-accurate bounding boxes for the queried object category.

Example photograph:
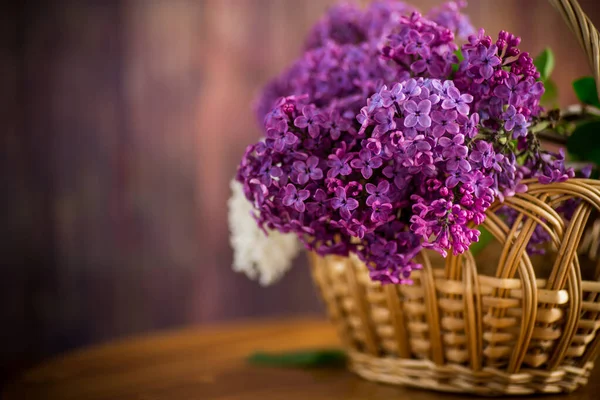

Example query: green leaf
[530,120,551,134]
[471,226,494,256]
[540,79,558,108]
[247,349,346,368]
[452,49,464,74]
[573,76,600,108]
[533,48,555,81]
[567,120,600,166]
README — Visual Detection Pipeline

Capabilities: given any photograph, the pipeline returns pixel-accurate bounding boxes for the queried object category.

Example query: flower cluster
[255,1,473,127]
[237,1,576,285]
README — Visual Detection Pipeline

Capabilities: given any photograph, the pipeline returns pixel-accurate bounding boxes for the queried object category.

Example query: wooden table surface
[3,317,599,400]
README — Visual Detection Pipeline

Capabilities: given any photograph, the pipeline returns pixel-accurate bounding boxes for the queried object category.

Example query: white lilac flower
[228,179,300,286]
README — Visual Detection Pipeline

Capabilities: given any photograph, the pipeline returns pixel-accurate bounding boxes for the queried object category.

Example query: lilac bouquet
[231,1,586,285]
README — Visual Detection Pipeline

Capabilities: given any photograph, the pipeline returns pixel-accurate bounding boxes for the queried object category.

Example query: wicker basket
[309,0,600,390]
[311,179,600,395]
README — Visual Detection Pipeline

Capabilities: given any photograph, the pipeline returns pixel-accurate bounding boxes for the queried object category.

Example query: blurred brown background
[2,0,600,382]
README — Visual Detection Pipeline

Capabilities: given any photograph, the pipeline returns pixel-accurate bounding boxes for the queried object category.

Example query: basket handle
[549,0,600,98]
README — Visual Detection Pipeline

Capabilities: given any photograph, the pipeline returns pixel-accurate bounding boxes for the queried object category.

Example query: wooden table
[3,317,598,400]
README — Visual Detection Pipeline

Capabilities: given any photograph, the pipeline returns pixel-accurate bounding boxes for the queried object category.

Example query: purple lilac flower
[401,79,422,98]
[294,106,326,138]
[326,110,351,140]
[366,181,391,206]
[258,157,283,186]
[405,30,435,56]
[411,50,446,76]
[282,184,310,212]
[470,44,501,79]
[471,171,494,197]
[306,188,328,214]
[327,153,353,178]
[371,201,393,223]
[351,149,383,179]
[502,105,525,132]
[331,186,359,220]
[493,75,523,106]
[373,107,397,136]
[404,99,432,130]
[293,156,323,184]
[469,140,500,170]
[381,83,406,107]
[266,122,298,152]
[439,134,467,160]
[442,86,473,115]
[431,109,459,137]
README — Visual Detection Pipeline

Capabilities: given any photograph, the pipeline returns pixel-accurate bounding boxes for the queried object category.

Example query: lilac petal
[297,173,309,185]
[433,125,446,138]
[295,201,305,213]
[447,86,460,99]
[460,94,473,103]
[292,161,305,172]
[310,169,323,180]
[294,116,308,128]
[298,190,310,201]
[453,134,465,145]
[370,157,383,168]
[494,85,510,99]
[411,60,427,73]
[408,30,420,41]
[405,43,417,55]
[346,198,359,211]
[273,139,285,152]
[431,110,444,124]
[404,100,418,113]
[456,103,470,116]
[422,32,434,43]
[470,152,483,162]
[270,166,283,177]
[340,164,352,175]
[417,100,432,114]
[489,55,501,67]
[362,166,373,179]
[374,110,389,124]
[438,137,452,147]
[442,99,456,110]
[418,114,432,128]
[446,122,459,134]
[350,159,365,169]
[359,149,371,162]
[446,175,460,188]
[480,64,494,79]
[530,81,545,96]
[459,160,472,172]
[415,141,431,151]
[404,114,418,128]
[340,207,351,220]
[456,146,468,157]
[284,132,297,144]
[447,159,458,171]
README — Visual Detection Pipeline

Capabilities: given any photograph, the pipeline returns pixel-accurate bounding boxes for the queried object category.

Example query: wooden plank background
[2,0,600,381]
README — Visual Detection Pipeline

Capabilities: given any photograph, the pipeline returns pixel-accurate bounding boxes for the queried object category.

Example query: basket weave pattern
[311,179,600,395]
